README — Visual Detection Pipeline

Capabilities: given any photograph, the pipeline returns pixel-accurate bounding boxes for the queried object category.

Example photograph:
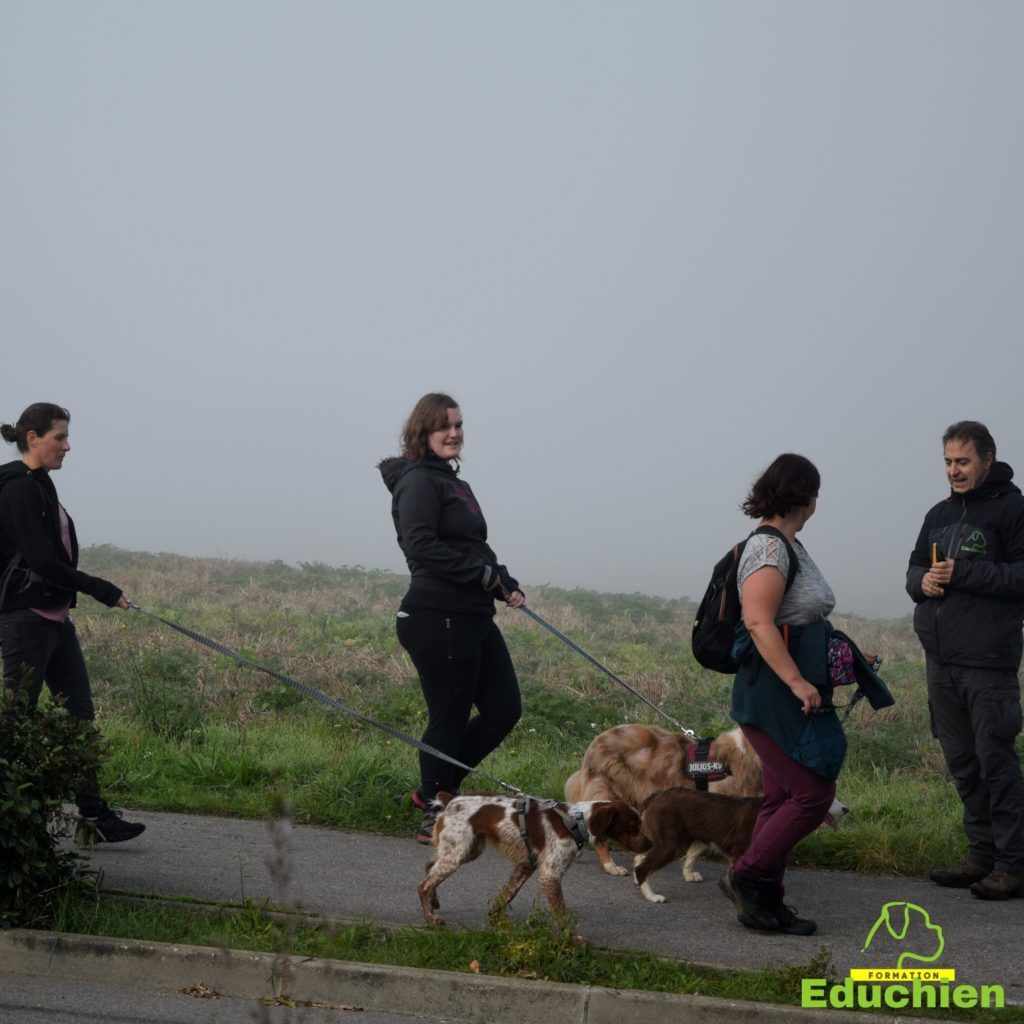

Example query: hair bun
[0,423,18,443]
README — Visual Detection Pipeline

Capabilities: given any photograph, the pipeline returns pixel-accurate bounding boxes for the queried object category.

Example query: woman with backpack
[379,393,524,843]
[0,403,145,843]
[718,453,840,937]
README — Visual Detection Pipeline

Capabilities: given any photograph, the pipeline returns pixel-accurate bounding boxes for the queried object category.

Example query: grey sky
[3,3,1022,618]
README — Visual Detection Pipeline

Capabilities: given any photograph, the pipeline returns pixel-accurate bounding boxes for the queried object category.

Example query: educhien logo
[801,901,1004,1011]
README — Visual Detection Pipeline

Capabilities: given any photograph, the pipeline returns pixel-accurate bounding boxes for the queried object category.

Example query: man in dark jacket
[907,421,1024,900]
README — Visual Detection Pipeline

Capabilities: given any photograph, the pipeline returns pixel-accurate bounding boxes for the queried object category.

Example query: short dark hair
[400,393,459,461]
[742,453,820,519]
[0,403,71,453]
[943,420,996,462]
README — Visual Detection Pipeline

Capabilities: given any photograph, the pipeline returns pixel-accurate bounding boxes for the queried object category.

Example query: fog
[4,2,1023,618]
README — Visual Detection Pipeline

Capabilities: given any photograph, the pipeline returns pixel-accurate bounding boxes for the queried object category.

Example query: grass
[47,890,1024,1022]
[69,544,1010,880]
[25,547,1023,1017]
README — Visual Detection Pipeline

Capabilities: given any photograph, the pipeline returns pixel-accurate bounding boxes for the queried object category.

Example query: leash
[127,603,529,798]
[517,603,697,739]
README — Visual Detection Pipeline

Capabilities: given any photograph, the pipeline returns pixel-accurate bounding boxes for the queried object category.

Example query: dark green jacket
[730,621,894,780]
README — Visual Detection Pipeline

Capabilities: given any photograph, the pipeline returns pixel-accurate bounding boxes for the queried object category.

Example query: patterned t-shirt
[736,532,835,626]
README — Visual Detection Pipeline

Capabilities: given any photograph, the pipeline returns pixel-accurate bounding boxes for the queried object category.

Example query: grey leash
[517,604,696,739]
[127,603,528,798]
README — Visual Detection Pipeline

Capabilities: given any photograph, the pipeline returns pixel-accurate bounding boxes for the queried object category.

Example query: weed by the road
[50,893,1024,1022]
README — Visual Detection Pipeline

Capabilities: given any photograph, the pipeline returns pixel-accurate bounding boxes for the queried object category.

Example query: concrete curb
[0,929,944,1024]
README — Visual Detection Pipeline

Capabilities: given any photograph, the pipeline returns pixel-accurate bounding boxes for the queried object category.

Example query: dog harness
[683,738,731,792]
[514,797,589,868]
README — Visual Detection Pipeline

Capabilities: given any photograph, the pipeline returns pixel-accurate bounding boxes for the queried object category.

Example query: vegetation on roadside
[0,691,102,927]
[49,891,1023,1023]
[69,544,994,877]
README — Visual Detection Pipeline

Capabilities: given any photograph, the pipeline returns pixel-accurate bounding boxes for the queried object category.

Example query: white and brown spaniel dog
[418,791,650,929]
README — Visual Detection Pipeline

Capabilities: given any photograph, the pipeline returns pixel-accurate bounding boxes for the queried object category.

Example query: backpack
[691,526,799,673]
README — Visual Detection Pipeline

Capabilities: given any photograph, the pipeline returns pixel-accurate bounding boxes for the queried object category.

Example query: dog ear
[436,791,455,808]
[587,803,615,838]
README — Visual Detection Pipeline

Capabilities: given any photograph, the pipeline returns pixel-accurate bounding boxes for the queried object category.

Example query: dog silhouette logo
[861,901,944,969]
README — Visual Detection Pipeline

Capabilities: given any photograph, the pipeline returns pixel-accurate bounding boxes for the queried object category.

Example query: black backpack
[691,526,799,673]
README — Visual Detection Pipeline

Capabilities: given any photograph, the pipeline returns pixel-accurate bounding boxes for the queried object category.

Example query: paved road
[68,810,1024,1001]
[0,972,448,1024]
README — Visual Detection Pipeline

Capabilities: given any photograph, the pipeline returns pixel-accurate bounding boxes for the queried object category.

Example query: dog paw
[424,913,446,926]
[603,863,629,877]
[640,882,666,903]
[683,871,704,883]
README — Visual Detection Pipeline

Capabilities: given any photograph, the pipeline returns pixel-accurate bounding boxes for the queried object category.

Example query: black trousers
[0,610,105,815]
[926,657,1024,874]
[396,607,521,801]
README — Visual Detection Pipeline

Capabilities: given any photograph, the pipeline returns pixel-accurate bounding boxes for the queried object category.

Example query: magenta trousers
[731,724,836,895]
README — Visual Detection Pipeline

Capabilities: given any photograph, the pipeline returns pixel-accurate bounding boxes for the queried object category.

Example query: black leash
[127,603,528,798]
[517,604,696,738]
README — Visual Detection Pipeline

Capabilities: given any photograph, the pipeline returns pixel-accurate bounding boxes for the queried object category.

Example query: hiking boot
[770,902,817,936]
[970,870,1024,901]
[718,869,779,931]
[76,808,145,847]
[930,861,991,888]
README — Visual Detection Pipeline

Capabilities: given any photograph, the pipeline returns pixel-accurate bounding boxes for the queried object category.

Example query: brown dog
[565,723,846,877]
[565,723,763,875]
[633,788,762,902]
[418,792,651,929]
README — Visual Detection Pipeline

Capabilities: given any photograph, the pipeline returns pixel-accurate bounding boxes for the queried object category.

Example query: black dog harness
[514,797,589,867]
[683,738,731,792]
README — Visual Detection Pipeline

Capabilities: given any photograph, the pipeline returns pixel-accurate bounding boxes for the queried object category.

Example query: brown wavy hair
[401,393,459,461]
[742,453,820,519]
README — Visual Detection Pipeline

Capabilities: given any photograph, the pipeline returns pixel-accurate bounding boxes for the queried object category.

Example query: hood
[378,453,457,494]
[378,455,415,495]
[0,460,57,502]
[0,460,29,488]
[955,460,1021,501]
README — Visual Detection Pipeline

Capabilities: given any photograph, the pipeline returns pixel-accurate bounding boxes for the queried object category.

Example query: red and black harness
[683,737,731,791]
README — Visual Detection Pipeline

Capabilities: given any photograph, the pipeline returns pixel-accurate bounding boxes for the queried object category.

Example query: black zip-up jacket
[379,454,518,615]
[0,460,122,612]
[906,461,1024,669]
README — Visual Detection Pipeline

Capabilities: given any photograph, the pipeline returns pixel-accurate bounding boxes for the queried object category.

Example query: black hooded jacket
[906,461,1024,669]
[379,454,518,615]
[0,460,122,612]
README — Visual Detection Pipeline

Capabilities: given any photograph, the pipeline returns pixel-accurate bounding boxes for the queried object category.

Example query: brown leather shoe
[970,870,1024,901]
[929,861,991,888]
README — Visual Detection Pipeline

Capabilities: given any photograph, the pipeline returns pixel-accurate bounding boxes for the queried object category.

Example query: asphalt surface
[0,972,435,1024]
[66,809,1024,1000]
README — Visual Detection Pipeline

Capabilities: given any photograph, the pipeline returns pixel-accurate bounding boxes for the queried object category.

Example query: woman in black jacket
[380,393,524,842]
[0,403,144,843]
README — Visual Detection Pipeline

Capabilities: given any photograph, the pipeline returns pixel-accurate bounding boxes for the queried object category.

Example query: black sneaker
[77,809,146,846]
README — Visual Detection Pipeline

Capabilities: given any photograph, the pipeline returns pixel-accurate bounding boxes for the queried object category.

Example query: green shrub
[0,690,103,927]
[126,649,205,742]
